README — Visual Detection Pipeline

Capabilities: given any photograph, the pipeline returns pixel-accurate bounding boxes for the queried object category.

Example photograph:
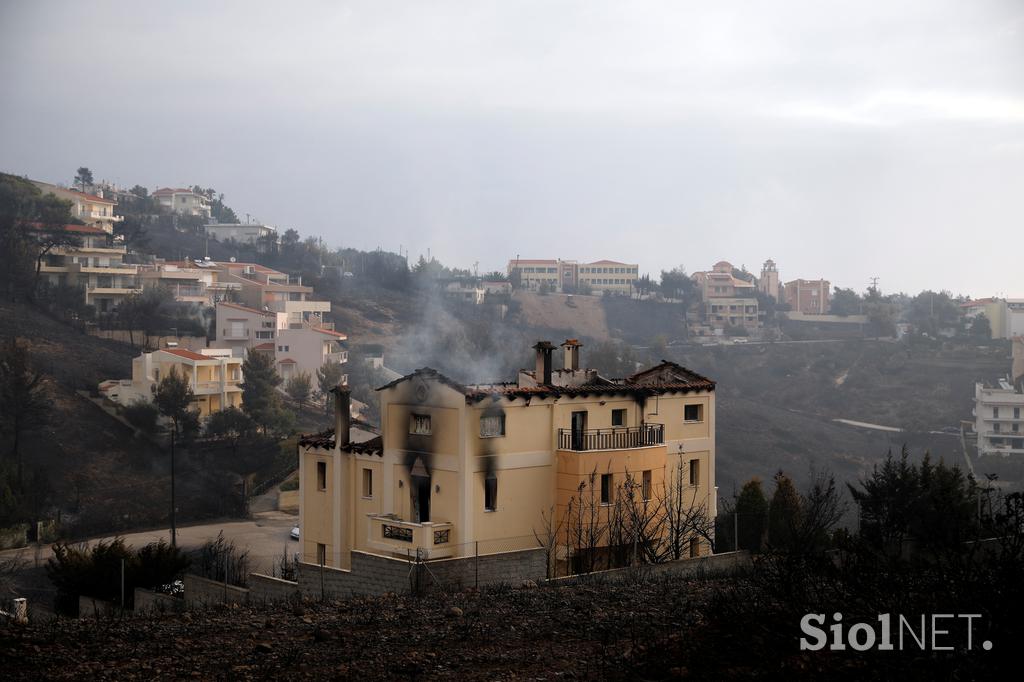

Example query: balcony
[326,351,348,364]
[220,328,250,340]
[557,423,664,452]
[367,515,455,559]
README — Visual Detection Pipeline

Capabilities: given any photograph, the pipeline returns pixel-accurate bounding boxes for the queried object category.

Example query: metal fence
[557,423,664,451]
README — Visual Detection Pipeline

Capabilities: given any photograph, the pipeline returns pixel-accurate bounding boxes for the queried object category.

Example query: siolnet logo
[799,613,992,652]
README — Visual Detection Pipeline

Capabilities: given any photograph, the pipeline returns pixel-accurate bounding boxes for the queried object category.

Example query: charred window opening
[410,413,431,435]
[480,414,506,438]
[684,404,703,422]
[689,459,700,486]
[485,473,498,511]
[362,468,373,498]
[642,470,652,501]
[611,409,626,427]
[316,461,327,491]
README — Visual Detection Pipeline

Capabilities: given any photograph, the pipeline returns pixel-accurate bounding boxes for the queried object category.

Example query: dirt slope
[514,291,611,341]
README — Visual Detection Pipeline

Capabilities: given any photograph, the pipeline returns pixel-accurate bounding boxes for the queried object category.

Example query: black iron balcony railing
[558,423,664,452]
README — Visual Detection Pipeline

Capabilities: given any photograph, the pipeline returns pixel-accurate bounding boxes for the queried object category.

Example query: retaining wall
[249,573,301,602]
[183,574,250,607]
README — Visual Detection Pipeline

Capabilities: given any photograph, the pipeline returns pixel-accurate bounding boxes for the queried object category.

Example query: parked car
[290,525,300,540]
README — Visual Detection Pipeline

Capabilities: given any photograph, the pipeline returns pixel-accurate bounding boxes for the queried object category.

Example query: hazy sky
[2,1,1022,295]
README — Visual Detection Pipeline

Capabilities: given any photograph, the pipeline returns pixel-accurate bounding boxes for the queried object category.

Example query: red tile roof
[153,188,198,196]
[277,358,297,364]
[218,301,275,316]
[252,342,275,351]
[311,327,347,339]
[161,348,211,361]
[26,222,108,235]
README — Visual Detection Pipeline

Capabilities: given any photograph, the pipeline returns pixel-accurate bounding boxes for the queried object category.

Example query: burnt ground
[1,574,1007,681]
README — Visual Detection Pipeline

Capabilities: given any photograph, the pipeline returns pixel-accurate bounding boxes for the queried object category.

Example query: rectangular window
[600,473,613,505]
[642,470,652,501]
[995,423,1001,433]
[316,461,327,491]
[485,474,498,511]
[611,409,626,427]
[689,537,700,558]
[689,459,700,486]
[362,468,373,498]
[410,413,431,435]
[1016,408,1021,419]
[684,404,703,422]
[994,407,1000,418]
[480,414,506,438]
[316,543,326,565]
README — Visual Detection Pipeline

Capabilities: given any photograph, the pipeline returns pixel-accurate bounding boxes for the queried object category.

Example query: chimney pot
[334,385,351,448]
[533,341,554,385]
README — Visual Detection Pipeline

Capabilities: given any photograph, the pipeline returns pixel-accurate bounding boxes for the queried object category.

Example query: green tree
[970,313,992,339]
[316,361,345,417]
[204,406,255,457]
[241,351,289,434]
[285,371,312,410]
[122,399,159,435]
[74,167,93,192]
[0,338,49,487]
[734,478,768,552]
[659,267,694,302]
[768,471,802,551]
[829,287,862,316]
[154,366,196,436]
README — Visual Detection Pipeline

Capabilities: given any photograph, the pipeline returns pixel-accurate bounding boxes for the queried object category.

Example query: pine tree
[768,471,802,551]
[241,351,287,434]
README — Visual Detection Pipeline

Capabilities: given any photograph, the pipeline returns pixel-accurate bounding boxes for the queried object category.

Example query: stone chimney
[334,385,351,448]
[561,339,582,371]
[1013,336,1024,392]
[533,341,554,385]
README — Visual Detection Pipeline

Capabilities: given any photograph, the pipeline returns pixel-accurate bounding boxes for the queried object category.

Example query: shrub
[122,399,159,434]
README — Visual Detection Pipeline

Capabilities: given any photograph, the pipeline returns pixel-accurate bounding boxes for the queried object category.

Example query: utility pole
[170,426,177,547]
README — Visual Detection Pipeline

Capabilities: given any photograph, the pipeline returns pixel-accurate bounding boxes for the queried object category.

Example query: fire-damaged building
[298,339,717,574]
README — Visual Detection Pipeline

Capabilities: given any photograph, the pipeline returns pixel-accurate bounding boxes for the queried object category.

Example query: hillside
[0,302,253,538]
[513,291,611,341]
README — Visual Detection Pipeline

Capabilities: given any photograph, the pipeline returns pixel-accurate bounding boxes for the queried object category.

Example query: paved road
[1,510,299,575]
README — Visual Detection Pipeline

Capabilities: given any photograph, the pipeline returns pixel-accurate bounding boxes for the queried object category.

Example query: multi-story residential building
[297,338,716,572]
[31,180,123,233]
[691,261,759,331]
[210,261,331,328]
[100,347,243,418]
[759,259,781,301]
[137,260,241,305]
[204,223,278,247]
[213,300,347,381]
[36,223,141,313]
[507,259,639,294]
[961,298,1008,339]
[1008,300,1024,339]
[974,337,1024,456]
[152,188,212,218]
[784,278,831,315]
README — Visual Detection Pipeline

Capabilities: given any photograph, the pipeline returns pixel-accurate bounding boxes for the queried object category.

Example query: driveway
[1,510,299,576]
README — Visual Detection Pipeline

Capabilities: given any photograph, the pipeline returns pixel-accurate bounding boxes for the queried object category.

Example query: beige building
[137,260,242,305]
[37,223,141,313]
[692,261,759,331]
[507,259,640,294]
[210,261,331,328]
[298,339,716,573]
[100,347,243,418]
[31,181,123,233]
[759,259,781,301]
[153,188,211,218]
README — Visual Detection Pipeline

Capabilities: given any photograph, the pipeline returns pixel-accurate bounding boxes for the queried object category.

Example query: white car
[290,525,300,540]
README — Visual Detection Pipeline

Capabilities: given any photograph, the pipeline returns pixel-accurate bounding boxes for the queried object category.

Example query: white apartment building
[153,188,212,218]
[974,338,1024,456]
[205,223,278,246]
[31,180,123,234]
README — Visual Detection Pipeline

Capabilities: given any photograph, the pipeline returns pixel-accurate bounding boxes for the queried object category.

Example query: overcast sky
[2,1,1022,295]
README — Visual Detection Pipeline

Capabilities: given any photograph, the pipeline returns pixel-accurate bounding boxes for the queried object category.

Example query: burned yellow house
[298,340,716,573]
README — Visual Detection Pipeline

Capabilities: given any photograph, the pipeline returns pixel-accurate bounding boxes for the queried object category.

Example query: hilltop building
[204,223,278,248]
[298,339,716,572]
[137,259,241,305]
[36,223,140,313]
[153,188,211,219]
[506,259,640,294]
[691,261,759,331]
[30,180,122,233]
[784,278,831,315]
[100,347,243,418]
[974,337,1024,456]
[759,259,781,301]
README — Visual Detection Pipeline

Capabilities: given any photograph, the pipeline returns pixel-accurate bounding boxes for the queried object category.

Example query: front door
[411,475,431,522]
[571,410,588,451]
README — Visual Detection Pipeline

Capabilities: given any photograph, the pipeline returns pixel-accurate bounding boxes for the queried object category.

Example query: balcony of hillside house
[557,423,664,452]
[326,350,348,364]
[367,515,455,559]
